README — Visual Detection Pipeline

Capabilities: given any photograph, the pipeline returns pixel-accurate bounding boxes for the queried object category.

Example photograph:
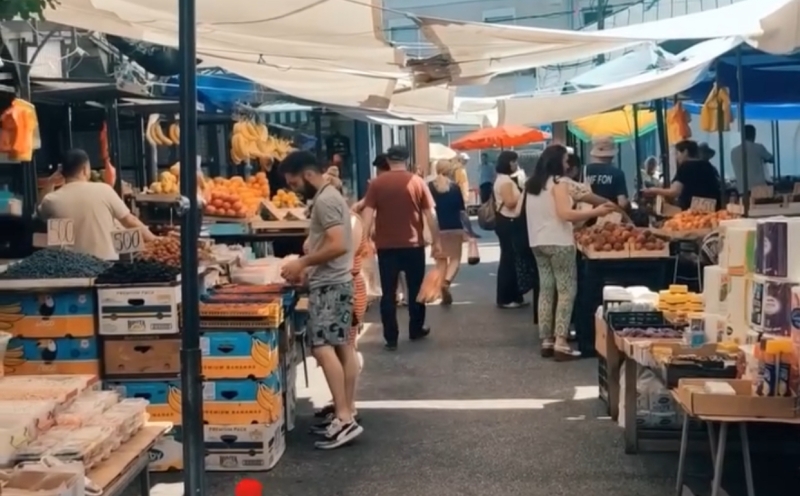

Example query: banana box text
[0,292,95,338]
[107,374,283,425]
[4,337,99,375]
[200,330,279,379]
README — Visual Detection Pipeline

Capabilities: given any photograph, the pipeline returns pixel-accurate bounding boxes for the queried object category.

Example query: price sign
[112,228,144,254]
[47,219,75,246]
[690,197,717,213]
[750,185,774,200]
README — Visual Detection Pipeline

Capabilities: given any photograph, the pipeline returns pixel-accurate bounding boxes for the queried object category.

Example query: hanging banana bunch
[230,117,297,166]
[145,114,174,147]
[168,120,180,145]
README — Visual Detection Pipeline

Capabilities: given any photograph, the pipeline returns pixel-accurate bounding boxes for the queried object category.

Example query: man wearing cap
[730,125,773,193]
[583,136,629,208]
[361,145,441,350]
[698,142,716,162]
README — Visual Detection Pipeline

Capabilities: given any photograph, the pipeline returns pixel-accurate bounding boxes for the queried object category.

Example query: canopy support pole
[654,99,669,187]
[178,1,205,495]
[735,45,749,217]
[106,101,123,196]
[632,103,642,192]
[715,61,726,204]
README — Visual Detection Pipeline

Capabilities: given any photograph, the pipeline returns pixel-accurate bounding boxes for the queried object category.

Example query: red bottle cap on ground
[235,479,263,496]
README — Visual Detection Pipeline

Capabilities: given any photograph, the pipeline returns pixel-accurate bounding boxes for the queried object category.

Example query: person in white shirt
[525,145,614,360]
[38,149,155,260]
[730,125,773,193]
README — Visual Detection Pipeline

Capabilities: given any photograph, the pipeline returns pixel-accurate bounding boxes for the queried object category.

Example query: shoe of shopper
[314,418,364,450]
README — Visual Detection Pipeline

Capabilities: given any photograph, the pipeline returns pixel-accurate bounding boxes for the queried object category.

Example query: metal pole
[178,1,204,495]
[654,99,670,187]
[632,104,643,190]
[736,46,749,216]
[715,62,726,203]
[596,0,608,64]
[106,101,123,195]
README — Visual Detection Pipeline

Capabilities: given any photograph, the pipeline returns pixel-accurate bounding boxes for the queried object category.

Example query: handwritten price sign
[112,228,143,254]
[47,219,75,246]
[690,197,717,213]
[596,211,622,225]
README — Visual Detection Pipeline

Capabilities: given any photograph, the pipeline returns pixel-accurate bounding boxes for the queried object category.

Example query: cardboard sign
[47,219,75,246]
[596,212,622,225]
[750,185,774,200]
[112,228,144,254]
[690,197,717,213]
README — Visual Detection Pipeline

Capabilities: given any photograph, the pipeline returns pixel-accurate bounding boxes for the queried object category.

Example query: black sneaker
[314,404,335,419]
[314,418,364,450]
[311,412,361,435]
[384,342,398,351]
[409,327,430,341]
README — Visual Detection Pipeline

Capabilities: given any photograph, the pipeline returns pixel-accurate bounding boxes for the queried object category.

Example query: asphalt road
[141,231,799,496]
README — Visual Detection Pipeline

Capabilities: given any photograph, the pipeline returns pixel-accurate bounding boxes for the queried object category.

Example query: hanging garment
[0,98,39,161]
[699,84,732,133]
[666,102,692,144]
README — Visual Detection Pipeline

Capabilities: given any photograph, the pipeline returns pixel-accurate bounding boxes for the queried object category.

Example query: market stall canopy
[569,105,657,143]
[429,143,458,161]
[415,0,799,83]
[494,37,740,127]
[43,0,438,110]
[450,125,551,151]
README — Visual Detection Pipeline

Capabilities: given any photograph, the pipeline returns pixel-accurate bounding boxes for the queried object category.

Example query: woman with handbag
[493,151,527,309]
[428,160,477,305]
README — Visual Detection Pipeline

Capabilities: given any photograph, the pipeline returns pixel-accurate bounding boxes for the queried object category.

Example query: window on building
[482,8,516,25]
[388,20,424,57]
[582,6,611,26]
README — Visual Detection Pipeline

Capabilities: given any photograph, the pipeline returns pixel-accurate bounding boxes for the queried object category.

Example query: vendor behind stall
[37,148,155,260]
[583,136,629,208]
[640,140,721,211]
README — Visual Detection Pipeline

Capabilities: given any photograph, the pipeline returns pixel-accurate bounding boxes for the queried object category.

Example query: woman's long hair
[432,159,455,193]
[525,144,568,195]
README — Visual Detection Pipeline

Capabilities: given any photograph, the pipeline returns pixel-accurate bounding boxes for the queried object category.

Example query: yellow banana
[0,303,22,313]
[231,134,250,161]
[256,383,281,422]
[168,123,180,144]
[231,147,244,165]
[145,115,160,147]
[4,346,24,358]
[242,121,261,141]
[4,356,26,367]
[167,386,182,413]
[153,122,173,146]
[250,339,276,370]
[256,124,269,141]
[0,322,12,331]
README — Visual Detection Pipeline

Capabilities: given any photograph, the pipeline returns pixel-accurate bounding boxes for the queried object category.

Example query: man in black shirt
[641,140,721,211]
[583,136,629,207]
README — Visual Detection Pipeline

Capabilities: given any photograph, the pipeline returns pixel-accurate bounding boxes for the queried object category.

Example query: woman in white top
[525,145,615,360]
[493,150,526,309]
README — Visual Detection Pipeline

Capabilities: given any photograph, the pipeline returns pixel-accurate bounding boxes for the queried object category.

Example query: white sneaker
[314,418,364,450]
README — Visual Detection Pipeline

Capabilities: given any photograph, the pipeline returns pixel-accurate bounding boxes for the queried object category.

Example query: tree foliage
[0,0,59,21]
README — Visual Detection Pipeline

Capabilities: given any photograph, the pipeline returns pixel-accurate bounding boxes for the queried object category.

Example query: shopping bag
[476,199,496,231]
[416,267,444,304]
[467,238,480,265]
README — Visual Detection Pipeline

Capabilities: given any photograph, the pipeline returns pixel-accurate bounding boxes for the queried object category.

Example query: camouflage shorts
[308,281,354,347]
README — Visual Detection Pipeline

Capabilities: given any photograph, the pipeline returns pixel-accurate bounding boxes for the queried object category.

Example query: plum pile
[96,260,180,284]
[0,249,109,279]
[616,327,682,338]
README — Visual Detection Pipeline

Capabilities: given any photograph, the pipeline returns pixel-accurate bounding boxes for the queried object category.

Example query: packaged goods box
[97,283,181,335]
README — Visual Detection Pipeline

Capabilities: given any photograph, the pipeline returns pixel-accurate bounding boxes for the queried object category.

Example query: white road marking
[355,399,561,410]
[572,386,599,400]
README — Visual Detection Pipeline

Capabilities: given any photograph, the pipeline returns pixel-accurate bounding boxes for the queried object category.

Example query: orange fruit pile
[204,173,270,218]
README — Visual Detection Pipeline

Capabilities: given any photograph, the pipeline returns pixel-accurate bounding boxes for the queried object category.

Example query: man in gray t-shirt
[279,151,362,450]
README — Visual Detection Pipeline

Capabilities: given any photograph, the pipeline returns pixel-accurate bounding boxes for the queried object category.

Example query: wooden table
[89,423,171,496]
[671,392,800,496]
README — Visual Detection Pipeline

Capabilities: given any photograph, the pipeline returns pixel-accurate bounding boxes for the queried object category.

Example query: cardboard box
[103,336,181,377]
[148,421,285,472]
[97,284,181,335]
[676,379,800,418]
[1,470,82,496]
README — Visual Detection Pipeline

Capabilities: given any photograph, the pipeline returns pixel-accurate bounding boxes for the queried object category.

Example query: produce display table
[89,423,170,496]
[575,254,674,355]
[671,394,800,496]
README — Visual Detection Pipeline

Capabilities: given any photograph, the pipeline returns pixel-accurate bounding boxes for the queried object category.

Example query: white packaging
[718,218,757,272]
[648,390,675,413]
[646,412,680,429]
[720,226,755,276]
[204,420,285,472]
[97,284,181,335]
[749,274,798,336]
[703,313,727,343]
[703,381,737,395]
[703,265,729,315]
[727,275,749,336]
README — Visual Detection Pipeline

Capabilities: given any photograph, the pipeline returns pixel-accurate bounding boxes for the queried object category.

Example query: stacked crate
[146,286,286,472]
[1,282,99,376]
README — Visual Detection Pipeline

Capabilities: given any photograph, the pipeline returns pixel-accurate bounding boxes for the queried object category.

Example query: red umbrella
[450,125,551,150]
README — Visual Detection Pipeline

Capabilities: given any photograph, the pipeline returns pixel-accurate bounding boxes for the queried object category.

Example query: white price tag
[690,197,716,213]
[112,228,144,254]
[200,337,210,356]
[47,219,75,246]
[597,212,622,225]
[202,382,215,401]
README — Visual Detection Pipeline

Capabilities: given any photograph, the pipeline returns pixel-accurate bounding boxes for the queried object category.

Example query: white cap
[458,152,470,161]
[566,146,575,154]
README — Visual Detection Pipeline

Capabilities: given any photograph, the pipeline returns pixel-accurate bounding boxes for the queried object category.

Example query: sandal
[554,344,582,362]
[441,281,453,306]
[541,340,554,358]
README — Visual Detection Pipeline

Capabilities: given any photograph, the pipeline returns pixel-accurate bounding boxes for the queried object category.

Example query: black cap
[698,142,716,159]
[372,154,388,167]
[386,145,409,162]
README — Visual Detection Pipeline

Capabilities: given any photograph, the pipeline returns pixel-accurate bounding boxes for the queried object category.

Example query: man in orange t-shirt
[361,146,441,350]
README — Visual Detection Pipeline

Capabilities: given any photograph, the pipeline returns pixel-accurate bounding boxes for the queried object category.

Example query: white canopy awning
[416,0,797,83]
[494,38,740,127]
[44,0,422,109]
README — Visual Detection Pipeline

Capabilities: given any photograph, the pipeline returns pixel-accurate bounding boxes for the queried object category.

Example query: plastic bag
[416,267,443,304]
[467,238,480,265]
